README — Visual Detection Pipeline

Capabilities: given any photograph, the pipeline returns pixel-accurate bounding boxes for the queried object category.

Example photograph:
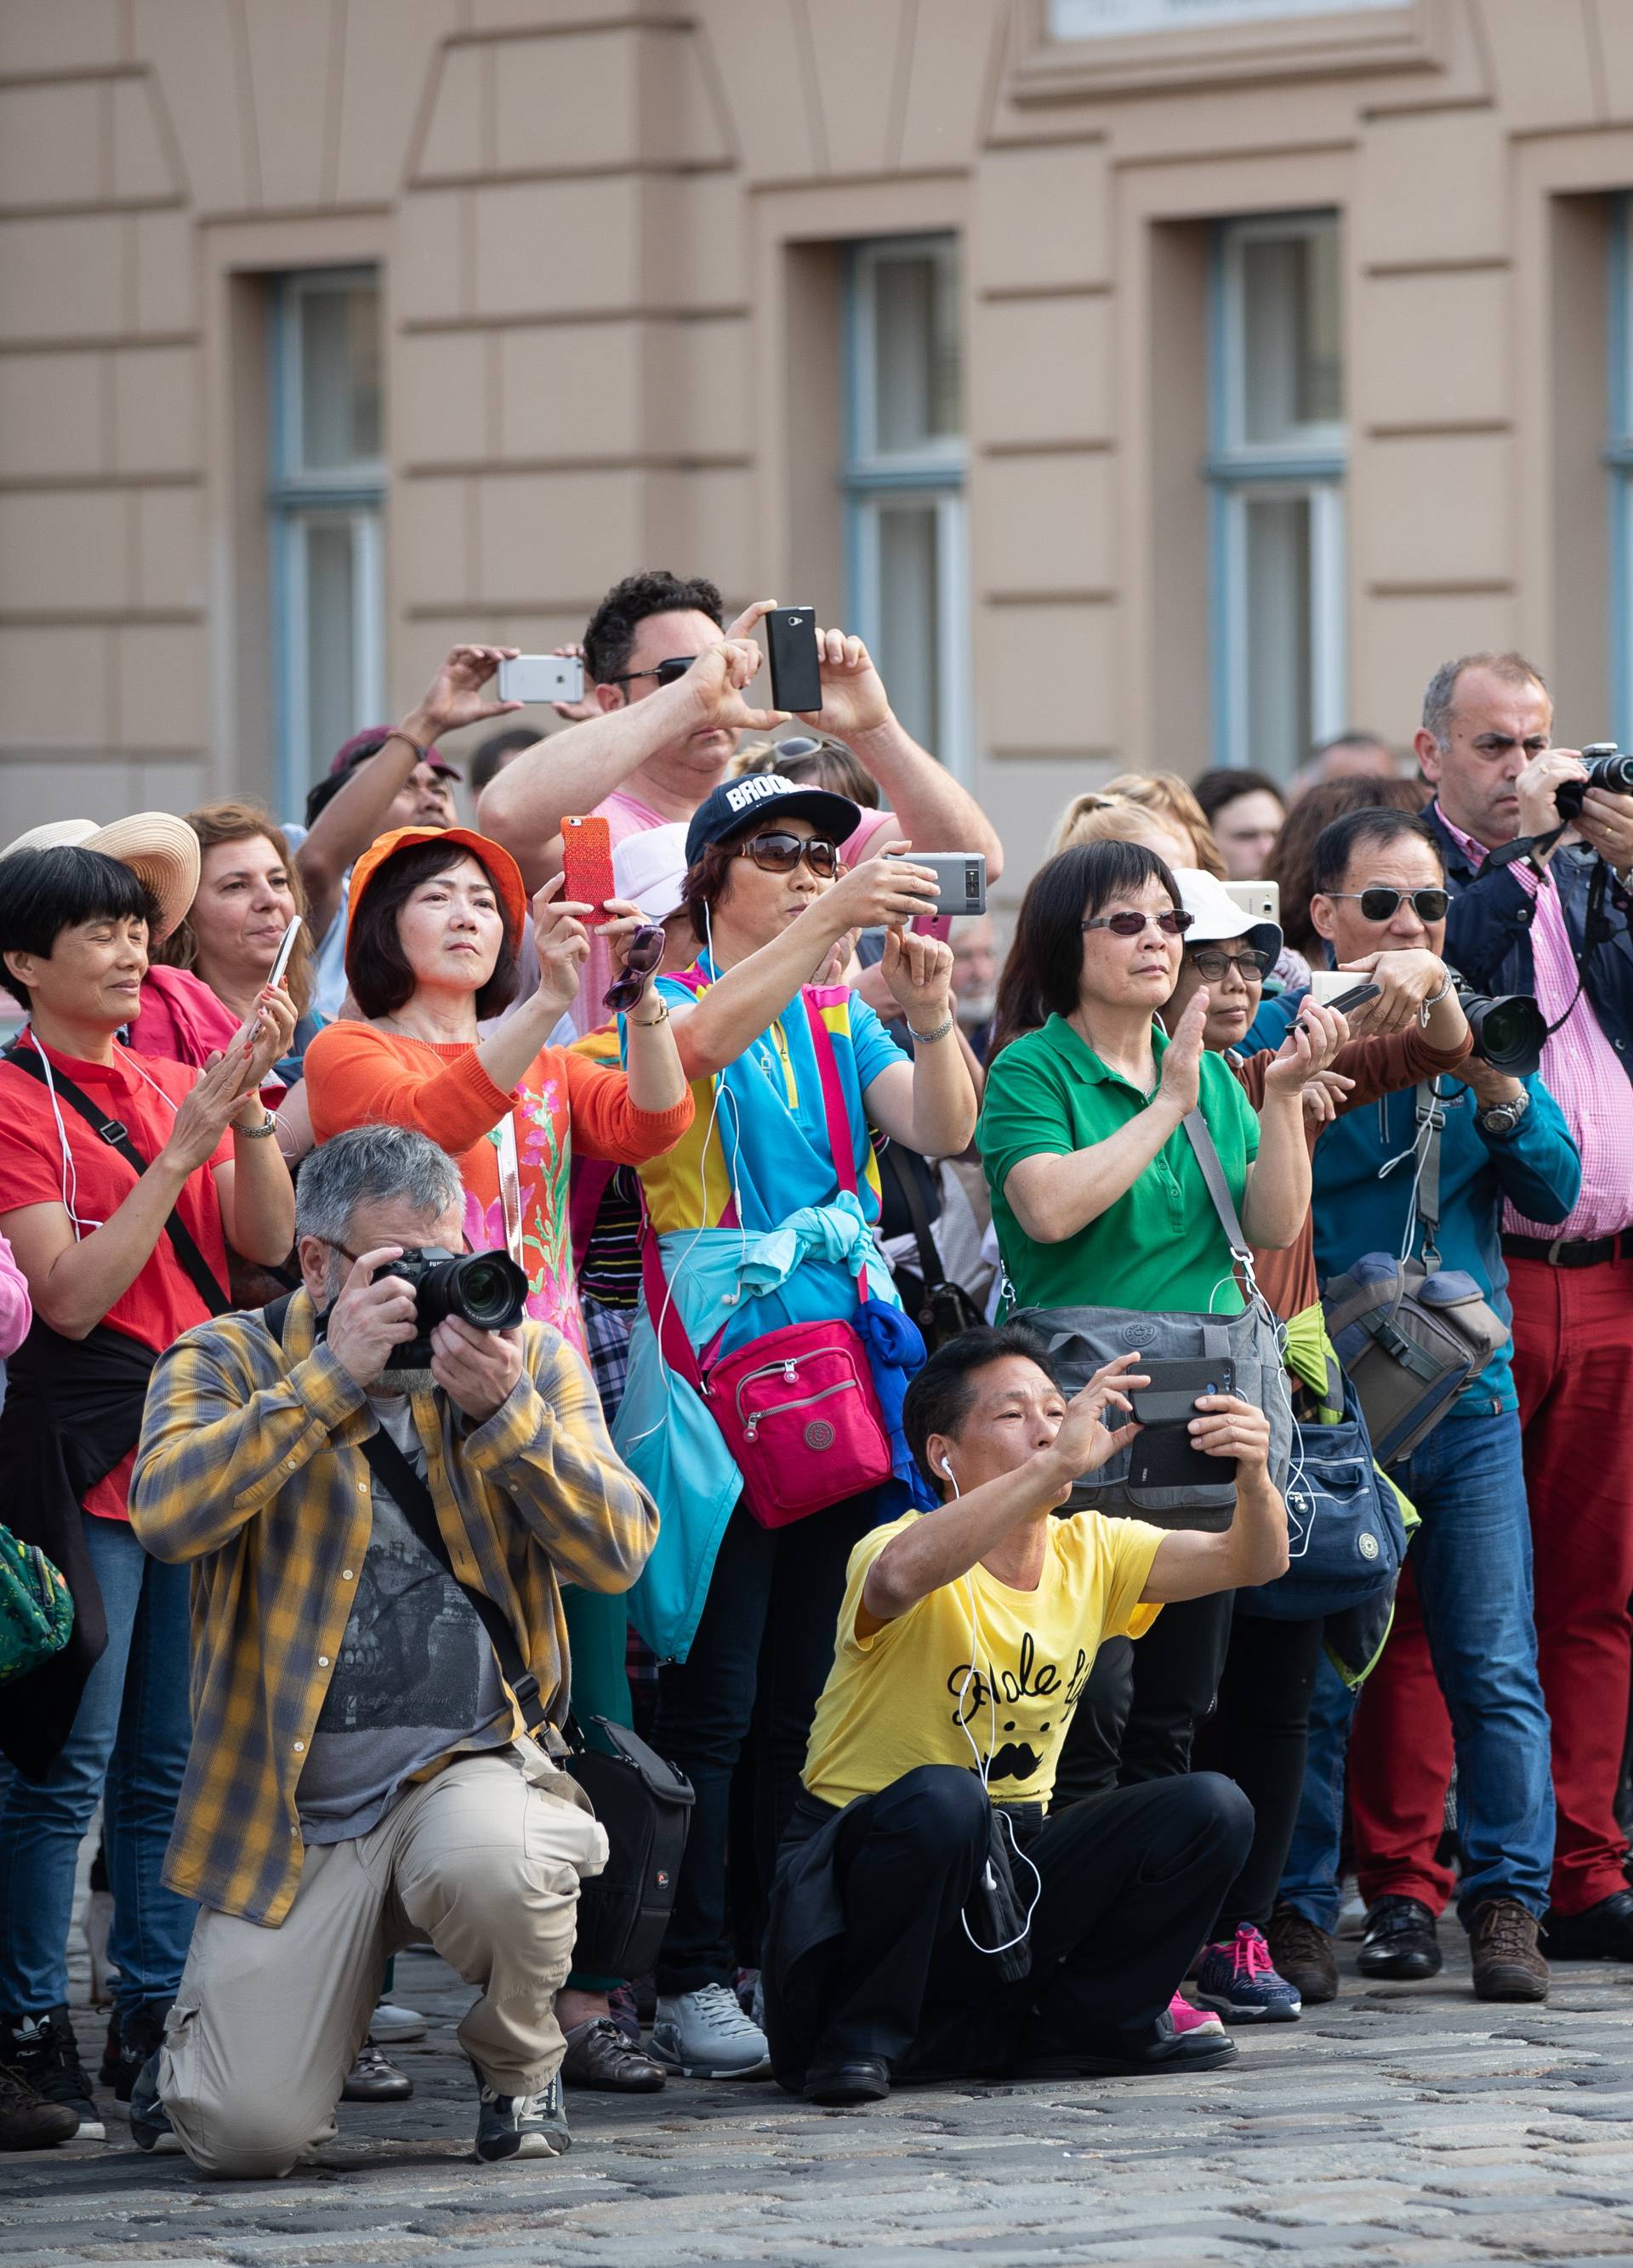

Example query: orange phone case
[561,814,617,927]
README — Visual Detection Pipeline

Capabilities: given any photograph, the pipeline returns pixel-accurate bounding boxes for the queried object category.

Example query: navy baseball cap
[685,772,860,868]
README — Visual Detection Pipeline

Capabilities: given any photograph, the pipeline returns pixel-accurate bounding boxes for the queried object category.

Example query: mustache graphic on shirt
[987,1741,1044,1782]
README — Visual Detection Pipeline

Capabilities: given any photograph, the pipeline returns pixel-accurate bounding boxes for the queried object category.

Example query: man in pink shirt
[478,571,1002,1034]
[1419,651,1633,1961]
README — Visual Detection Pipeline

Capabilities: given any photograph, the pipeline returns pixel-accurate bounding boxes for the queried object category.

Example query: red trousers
[1511,1253,1633,1912]
[1351,1253,1633,1918]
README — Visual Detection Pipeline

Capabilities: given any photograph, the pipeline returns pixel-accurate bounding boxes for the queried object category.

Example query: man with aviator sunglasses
[480,570,1002,1037]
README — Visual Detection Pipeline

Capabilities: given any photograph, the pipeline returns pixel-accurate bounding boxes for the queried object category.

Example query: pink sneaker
[1168,1989,1226,2037]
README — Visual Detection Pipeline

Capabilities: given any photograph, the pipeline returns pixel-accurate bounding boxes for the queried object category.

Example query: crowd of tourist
[1,573,1630,2175]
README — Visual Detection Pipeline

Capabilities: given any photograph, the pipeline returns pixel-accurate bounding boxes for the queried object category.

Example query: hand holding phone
[225,917,303,1067]
[561,815,617,928]
[765,607,822,714]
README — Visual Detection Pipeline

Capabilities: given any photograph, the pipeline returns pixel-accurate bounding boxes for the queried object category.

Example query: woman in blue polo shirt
[615,776,977,2086]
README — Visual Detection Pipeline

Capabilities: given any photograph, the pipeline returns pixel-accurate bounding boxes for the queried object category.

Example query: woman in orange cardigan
[302,824,692,1360]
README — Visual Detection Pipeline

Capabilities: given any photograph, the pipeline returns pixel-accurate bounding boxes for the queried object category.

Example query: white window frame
[841,237,971,781]
[1208,212,1347,775]
[1608,196,1633,752]
[270,268,385,810]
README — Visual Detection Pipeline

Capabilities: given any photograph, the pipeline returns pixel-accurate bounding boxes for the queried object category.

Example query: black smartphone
[1316,980,1383,1018]
[765,606,822,713]
[1128,1358,1238,1492]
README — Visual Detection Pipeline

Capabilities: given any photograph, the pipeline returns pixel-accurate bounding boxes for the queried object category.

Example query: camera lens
[416,1249,528,1333]
[1461,989,1546,1077]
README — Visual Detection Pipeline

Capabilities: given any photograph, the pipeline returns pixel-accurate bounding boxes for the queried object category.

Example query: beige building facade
[3,0,1633,890]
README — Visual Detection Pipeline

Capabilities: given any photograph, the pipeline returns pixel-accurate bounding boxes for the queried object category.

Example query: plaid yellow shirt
[128,1291,659,1926]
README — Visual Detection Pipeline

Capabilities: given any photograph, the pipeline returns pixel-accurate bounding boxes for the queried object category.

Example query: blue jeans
[0,1514,196,2015]
[1279,1408,1554,1930]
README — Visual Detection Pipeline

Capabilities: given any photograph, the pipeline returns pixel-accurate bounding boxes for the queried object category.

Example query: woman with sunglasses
[302,824,692,1361]
[610,775,976,2083]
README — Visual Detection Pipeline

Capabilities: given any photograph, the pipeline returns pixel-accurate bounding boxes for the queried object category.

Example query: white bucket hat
[612,823,689,924]
[1172,867,1283,965]
[0,812,201,944]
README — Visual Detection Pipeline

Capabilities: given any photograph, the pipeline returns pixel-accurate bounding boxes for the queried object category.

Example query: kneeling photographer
[1417,654,1633,1960]
[125,1123,659,2177]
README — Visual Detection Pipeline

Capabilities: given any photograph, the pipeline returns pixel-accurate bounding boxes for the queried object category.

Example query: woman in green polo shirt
[977,841,1335,2035]
[980,840,1321,1311]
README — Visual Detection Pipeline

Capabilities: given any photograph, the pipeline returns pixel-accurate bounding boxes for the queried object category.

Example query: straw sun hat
[0,813,202,944]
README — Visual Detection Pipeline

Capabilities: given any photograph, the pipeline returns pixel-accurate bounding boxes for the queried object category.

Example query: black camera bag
[565,1717,694,1980]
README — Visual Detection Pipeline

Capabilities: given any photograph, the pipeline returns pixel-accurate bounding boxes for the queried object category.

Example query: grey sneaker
[128,2051,182,2155]
[474,2068,571,2163]
[650,1983,772,2078]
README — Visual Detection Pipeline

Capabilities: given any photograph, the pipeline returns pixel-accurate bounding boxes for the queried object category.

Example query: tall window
[842,237,970,775]
[1610,197,1633,750]
[1209,213,1346,777]
[270,270,385,803]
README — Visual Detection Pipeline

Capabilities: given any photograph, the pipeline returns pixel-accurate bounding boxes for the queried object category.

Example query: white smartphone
[498,654,585,705]
[1222,879,1280,925]
[225,917,303,1070]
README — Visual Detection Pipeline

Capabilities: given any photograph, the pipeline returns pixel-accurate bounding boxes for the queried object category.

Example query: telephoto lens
[379,1246,529,1369]
[1451,978,1546,1078]
[1554,743,1633,821]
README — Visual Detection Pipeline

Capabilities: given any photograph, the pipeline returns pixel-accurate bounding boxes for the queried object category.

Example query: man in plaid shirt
[126,1124,658,2176]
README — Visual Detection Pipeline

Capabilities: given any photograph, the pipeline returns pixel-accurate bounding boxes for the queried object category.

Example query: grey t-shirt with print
[296,1394,510,1845]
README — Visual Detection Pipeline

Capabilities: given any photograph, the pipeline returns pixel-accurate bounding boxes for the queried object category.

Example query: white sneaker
[371,2000,428,2043]
[650,1984,772,2078]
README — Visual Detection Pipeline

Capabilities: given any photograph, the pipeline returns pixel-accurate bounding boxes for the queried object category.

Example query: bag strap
[1414,1083,1446,1269]
[3,1039,230,1318]
[881,1142,947,1293]
[1181,1108,1251,1259]
[799,992,859,1201]
[261,1293,546,1737]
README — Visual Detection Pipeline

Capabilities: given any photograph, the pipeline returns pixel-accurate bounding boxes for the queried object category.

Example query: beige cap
[1,812,201,944]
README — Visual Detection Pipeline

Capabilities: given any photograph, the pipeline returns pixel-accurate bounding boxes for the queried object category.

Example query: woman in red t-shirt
[0,843,295,2137]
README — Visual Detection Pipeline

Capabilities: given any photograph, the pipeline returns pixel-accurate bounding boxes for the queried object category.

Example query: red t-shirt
[0,1037,233,1520]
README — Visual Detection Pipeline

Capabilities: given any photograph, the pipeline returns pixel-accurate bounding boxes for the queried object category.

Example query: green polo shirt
[979,1015,1260,1316]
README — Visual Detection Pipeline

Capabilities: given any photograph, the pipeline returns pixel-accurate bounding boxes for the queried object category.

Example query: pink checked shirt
[1439,809,1633,1241]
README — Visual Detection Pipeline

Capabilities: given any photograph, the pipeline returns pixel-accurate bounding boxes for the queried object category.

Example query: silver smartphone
[885,850,987,917]
[1222,879,1279,924]
[497,653,585,705]
[225,916,303,1070]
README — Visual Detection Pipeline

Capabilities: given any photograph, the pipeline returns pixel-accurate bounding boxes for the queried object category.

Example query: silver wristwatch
[1476,1088,1530,1138]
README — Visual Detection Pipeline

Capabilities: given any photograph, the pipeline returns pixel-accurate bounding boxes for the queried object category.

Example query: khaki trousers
[159,1744,606,2179]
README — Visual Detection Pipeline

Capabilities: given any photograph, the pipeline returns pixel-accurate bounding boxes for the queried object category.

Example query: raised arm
[861,1356,1147,1628]
[669,849,942,1082]
[479,634,788,892]
[1239,998,1346,1251]
[804,630,1003,880]
[858,929,978,1159]
[296,645,523,940]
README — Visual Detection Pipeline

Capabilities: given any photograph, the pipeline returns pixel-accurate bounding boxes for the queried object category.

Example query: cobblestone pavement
[4,1938,1633,2268]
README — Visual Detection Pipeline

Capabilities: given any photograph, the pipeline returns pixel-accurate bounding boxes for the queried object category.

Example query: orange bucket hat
[344,826,529,964]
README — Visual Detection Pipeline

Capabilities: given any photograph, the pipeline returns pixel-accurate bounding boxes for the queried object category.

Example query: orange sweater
[303,1021,693,1358]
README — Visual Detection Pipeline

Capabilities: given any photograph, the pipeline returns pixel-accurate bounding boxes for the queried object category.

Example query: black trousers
[651,1493,878,1995]
[773,1764,1252,2078]
[1194,1609,1324,1935]
[1055,1589,1238,1805]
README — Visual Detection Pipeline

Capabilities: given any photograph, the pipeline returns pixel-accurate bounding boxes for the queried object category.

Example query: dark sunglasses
[735,832,840,878]
[1328,887,1449,923]
[1082,908,1195,939]
[606,656,696,691]
[603,923,667,1015]
[1189,945,1272,981]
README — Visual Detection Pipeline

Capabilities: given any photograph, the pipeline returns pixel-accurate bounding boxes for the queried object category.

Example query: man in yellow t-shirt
[762,1322,1289,2106]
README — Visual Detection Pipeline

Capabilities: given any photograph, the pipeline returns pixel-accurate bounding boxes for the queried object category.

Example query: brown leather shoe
[560,2017,666,2094]
[1468,1897,1549,2002]
[1266,1903,1340,2004]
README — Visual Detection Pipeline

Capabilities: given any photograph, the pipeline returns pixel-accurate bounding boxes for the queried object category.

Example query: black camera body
[1554,742,1633,821]
[1450,975,1545,1080]
[376,1245,528,1370]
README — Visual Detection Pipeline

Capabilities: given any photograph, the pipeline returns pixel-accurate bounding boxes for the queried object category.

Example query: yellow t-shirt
[802,1509,1168,1813]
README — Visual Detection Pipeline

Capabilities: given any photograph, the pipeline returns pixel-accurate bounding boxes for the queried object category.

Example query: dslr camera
[1449,975,1545,1080]
[375,1246,528,1371]
[1555,742,1633,821]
